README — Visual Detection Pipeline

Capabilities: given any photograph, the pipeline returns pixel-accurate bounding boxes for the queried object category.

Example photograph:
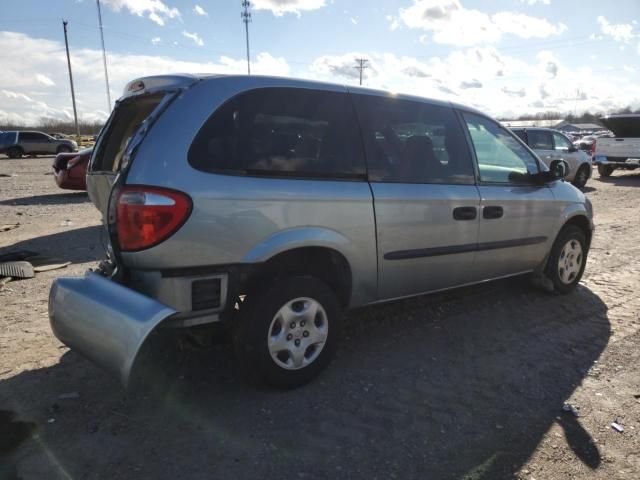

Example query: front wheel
[545,225,588,294]
[234,275,342,388]
[597,164,614,177]
[57,145,72,154]
[572,165,590,188]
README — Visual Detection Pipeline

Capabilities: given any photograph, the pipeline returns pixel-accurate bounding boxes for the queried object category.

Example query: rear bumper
[594,155,640,169]
[49,271,176,386]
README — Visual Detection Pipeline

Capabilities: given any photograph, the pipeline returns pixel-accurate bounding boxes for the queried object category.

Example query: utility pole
[241,1,251,75]
[355,58,369,86]
[96,0,112,112]
[62,20,80,139]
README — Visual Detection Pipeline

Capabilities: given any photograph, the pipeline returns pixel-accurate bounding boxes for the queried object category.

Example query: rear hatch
[87,75,200,217]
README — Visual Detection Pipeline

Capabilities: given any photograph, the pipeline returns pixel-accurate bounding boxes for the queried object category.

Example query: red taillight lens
[116,186,192,252]
[590,139,597,156]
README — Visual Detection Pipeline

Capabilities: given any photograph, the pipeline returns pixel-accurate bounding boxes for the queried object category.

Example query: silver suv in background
[0,131,78,158]
[511,128,592,188]
[49,75,594,390]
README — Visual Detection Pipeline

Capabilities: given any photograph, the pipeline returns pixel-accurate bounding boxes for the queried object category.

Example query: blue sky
[1,0,639,124]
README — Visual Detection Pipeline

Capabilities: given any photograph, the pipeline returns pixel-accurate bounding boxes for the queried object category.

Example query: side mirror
[568,145,578,153]
[549,159,570,180]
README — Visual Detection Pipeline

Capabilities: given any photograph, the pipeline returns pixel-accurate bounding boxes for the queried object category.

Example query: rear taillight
[590,139,596,156]
[116,186,192,252]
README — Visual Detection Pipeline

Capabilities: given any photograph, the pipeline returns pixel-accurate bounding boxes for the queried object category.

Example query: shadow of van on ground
[0,278,609,480]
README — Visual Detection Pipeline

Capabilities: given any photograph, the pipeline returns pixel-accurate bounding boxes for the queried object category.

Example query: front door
[461,114,557,279]
[353,94,480,300]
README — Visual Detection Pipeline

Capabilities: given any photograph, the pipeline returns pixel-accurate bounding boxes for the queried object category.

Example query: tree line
[499,106,640,124]
[0,119,104,136]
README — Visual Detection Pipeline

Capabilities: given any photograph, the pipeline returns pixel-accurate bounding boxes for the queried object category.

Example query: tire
[234,275,342,389]
[572,165,590,188]
[544,225,588,294]
[597,164,614,177]
[56,145,72,154]
[6,147,22,159]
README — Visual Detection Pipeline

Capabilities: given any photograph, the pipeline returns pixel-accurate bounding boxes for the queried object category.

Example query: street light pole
[62,20,80,138]
[241,1,251,75]
[96,0,112,112]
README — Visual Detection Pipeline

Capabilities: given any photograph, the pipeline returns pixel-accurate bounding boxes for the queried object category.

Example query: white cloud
[305,47,640,118]
[182,31,204,46]
[386,15,401,31]
[35,74,55,86]
[597,16,635,43]
[102,0,180,25]
[398,0,567,46]
[350,17,358,25]
[193,4,208,16]
[149,12,164,25]
[0,31,289,125]
[520,0,550,4]
[252,0,326,16]
[151,36,162,44]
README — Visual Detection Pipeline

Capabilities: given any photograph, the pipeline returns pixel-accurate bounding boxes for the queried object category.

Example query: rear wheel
[234,275,341,388]
[597,164,614,177]
[6,147,22,159]
[572,165,590,188]
[545,225,588,294]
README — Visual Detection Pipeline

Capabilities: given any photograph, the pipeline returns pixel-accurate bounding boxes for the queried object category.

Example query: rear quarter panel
[122,76,378,307]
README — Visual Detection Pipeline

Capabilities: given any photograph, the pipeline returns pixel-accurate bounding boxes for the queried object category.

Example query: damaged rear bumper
[49,271,176,387]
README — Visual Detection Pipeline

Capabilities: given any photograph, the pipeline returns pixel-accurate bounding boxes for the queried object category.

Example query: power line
[62,20,80,138]
[241,1,252,75]
[96,0,112,112]
[354,58,369,86]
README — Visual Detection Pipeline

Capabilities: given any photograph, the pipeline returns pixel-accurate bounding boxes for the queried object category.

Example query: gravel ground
[1,156,639,480]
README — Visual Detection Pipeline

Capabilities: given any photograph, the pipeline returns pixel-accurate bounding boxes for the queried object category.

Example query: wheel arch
[243,245,353,308]
[561,213,593,248]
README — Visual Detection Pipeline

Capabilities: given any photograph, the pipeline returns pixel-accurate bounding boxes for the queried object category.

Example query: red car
[53,148,92,190]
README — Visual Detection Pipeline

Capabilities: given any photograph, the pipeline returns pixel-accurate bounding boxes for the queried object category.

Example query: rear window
[188,87,366,179]
[512,130,527,144]
[0,132,16,145]
[91,93,165,172]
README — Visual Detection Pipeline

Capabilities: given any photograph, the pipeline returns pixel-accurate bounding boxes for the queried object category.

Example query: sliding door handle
[483,206,504,219]
[453,206,477,220]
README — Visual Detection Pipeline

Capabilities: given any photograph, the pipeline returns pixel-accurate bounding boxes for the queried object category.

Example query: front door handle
[483,206,504,219]
[453,206,477,221]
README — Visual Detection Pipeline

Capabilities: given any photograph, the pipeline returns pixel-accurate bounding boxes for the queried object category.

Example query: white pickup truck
[594,114,640,177]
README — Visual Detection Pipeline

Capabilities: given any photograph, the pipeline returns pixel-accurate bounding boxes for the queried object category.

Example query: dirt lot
[1,156,639,480]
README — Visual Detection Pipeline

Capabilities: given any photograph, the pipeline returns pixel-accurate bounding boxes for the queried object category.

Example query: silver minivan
[49,75,594,389]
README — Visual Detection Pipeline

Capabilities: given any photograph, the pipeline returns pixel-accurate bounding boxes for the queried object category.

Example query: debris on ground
[0,173,16,177]
[0,277,12,290]
[33,261,71,272]
[562,403,580,417]
[0,261,34,279]
[0,224,20,232]
[611,422,624,433]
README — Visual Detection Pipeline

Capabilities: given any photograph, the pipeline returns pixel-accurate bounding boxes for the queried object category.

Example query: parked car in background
[50,74,594,390]
[0,131,77,158]
[53,148,92,190]
[574,135,597,154]
[594,114,640,177]
[511,127,592,188]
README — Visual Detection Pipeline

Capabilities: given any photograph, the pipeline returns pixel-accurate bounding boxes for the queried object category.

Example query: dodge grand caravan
[49,74,594,389]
